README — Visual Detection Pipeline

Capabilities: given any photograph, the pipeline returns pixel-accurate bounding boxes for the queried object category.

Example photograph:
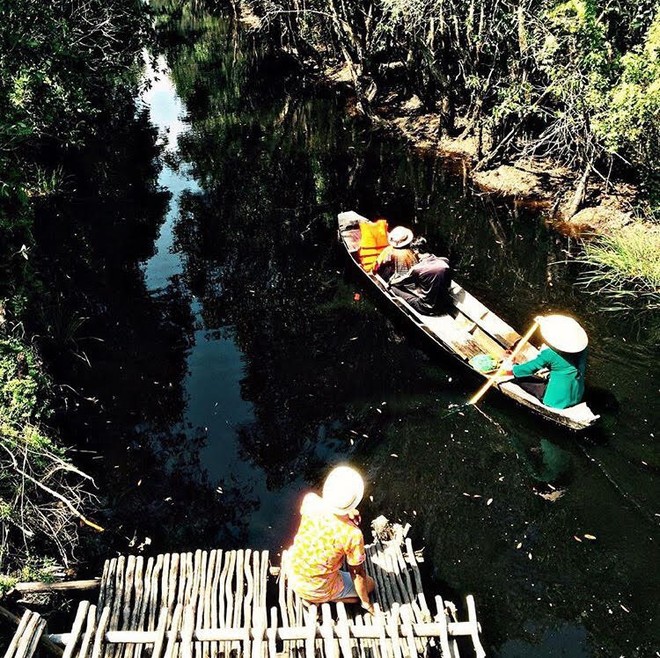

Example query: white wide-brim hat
[388,226,414,248]
[322,466,365,515]
[538,314,588,353]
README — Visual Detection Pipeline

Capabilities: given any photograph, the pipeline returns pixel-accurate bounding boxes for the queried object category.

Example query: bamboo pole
[468,319,539,405]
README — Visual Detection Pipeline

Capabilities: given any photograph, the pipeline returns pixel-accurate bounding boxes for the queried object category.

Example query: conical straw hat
[538,314,588,353]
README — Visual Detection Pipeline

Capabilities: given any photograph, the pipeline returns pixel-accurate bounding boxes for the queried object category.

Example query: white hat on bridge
[322,466,365,515]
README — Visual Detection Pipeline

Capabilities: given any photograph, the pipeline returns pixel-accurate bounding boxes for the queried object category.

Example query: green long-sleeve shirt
[512,347,587,409]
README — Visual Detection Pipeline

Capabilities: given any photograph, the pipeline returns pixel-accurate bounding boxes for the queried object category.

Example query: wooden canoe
[338,211,599,431]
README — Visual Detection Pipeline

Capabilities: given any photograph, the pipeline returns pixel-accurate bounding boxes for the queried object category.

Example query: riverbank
[330,65,651,238]
[238,3,659,262]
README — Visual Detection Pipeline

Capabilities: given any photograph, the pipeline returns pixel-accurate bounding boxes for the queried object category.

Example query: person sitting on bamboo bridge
[287,465,376,614]
[500,314,589,409]
[373,226,418,282]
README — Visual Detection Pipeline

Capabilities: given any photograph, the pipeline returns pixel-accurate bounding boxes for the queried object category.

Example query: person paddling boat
[501,314,588,410]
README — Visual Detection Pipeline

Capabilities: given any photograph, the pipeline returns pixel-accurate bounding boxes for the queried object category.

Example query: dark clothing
[512,347,587,409]
[390,255,452,315]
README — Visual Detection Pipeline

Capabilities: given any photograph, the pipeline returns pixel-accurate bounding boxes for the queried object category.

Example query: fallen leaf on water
[539,490,564,502]
[584,534,597,540]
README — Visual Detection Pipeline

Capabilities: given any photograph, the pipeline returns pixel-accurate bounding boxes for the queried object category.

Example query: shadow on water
[36,4,659,657]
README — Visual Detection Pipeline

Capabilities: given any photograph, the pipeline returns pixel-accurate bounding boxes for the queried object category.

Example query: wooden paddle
[468,319,540,406]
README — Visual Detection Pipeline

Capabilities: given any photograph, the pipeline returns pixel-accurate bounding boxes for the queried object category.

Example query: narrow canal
[42,9,658,658]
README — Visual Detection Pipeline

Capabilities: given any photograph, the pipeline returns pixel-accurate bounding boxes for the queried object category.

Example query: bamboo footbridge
[5,526,486,658]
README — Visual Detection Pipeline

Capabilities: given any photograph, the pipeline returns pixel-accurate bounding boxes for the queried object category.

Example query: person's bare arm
[348,562,374,613]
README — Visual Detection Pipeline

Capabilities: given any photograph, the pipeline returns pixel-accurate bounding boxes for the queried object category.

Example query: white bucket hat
[388,226,414,248]
[322,466,365,515]
[538,314,588,353]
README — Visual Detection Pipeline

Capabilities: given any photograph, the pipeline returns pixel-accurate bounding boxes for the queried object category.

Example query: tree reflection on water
[37,3,659,657]
[154,6,658,657]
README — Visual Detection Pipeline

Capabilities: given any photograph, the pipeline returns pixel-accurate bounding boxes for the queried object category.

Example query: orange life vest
[359,219,389,272]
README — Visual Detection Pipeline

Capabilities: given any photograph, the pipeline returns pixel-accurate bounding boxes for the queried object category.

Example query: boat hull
[338,211,599,431]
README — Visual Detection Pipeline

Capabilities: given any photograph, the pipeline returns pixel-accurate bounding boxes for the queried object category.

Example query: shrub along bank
[0,0,151,587]
[242,0,659,300]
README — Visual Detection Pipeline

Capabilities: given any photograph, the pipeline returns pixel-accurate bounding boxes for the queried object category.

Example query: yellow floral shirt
[287,493,366,603]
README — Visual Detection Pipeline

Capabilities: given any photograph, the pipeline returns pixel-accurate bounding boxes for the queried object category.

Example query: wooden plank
[243,548,253,632]
[91,607,111,658]
[250,620,266,658]
[180,606,195,658]
[320,604,338,658]
[109,555,126,633]
[201,550,215,658]
[150,608,169,658]
[258,550,269,629]
[209,549,222,658]
[352,616,367,658]
[5,610,33,658]
[303,605,317,658]
[62,601,91,658]
[0,606,62,658]
[125,556,144,658]
[404,540,423,596]
[183,552,195,608]
[147,555,164,632]
[434,596,451,658]
[122,555,137,629]
[466,595,486,658]
[250,550,259,631]
[277,551,289,627]
[160,553,171,622]
[77,605,98,658]
[16,612,46,658]
[168,553,181,617]
[84,619,481,644]
[189,550,204,658]
[163,604,183,658]
[334,603,352,658]
[222,550,236,627]
[134,557,155,658]
[372,608,389,658]
[97,560,112,611]
[266,607,278,658]
[365,545,383,609]
[386,604,402,658]
[233,550,245,628]
[399,606,418,657]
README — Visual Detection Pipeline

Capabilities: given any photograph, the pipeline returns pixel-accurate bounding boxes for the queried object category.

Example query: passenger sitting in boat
[501,314,588,409]
[373,226,418,281]
[389,253,452,315]
[286,466,376,614]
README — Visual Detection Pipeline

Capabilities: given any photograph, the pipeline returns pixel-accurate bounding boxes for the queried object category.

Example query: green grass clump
[579,224,660,310]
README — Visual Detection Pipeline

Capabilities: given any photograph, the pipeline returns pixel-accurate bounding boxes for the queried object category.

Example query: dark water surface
[43,11,658,658]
